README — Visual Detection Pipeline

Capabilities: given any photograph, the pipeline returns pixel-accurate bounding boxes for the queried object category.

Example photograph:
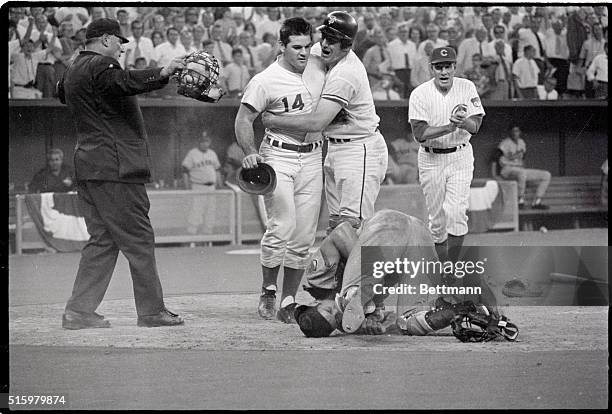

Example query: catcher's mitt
[451,302,519,342]
[175,50,224,103]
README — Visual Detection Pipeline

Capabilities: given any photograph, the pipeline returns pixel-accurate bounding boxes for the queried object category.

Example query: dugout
[8,99,607,190]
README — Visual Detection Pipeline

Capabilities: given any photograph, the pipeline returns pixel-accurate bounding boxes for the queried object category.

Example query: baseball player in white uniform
[262,11,388,232]
[182,131,221,235]
[408,46,485,268]
[234,18,326,323]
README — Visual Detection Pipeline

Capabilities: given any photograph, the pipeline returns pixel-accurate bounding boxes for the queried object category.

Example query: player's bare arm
[234,103,264,168]
[261,98,343,133]
[410,119,458,143]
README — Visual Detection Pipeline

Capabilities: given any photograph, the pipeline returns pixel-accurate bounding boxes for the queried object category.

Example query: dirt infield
[7,228,609,409]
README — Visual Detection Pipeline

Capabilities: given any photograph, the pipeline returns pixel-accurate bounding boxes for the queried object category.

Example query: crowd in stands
[8,5,608,100]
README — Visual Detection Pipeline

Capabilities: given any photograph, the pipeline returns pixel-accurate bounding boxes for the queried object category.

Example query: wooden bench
[519,175,607,230]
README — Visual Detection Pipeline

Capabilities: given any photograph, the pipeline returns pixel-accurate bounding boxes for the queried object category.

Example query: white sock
[264,284,277,292]
[280,296,294,308]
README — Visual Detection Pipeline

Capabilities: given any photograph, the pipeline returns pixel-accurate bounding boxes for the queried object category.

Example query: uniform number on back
[281,94,304,112]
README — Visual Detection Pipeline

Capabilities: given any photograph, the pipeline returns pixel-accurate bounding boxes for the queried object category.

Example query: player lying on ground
[294,210,511,338]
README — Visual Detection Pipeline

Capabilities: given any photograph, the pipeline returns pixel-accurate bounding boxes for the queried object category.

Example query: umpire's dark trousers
[65,181,165,316]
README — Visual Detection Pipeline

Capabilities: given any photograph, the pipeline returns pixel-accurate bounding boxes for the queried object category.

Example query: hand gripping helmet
[317,11,358,44]
[237,162,277,195]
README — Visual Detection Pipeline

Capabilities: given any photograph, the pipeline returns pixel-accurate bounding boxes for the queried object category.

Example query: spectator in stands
[184,7,201,30]
[222,48,251,98]
[481,13,495,41]
[544,20,570,96]
[18,14,62,98]
[418,23,448,57]
[123,20,155,69]
[387,24,414,97]
[150,30,164,48]
[53,21,77,81]
[87,7,107,26]
[29,148,75,193]
[151,27,186,69]
[211,23,233,66]
[537,76,559,100]
[513,45,540,99]
[408,25,423,52]
[256,7,282,43]
[363,27,391,86]
[198,11,216,42]
[256,32,279,70]
[72,28,87,53]
[387,133,419,184]
[495,126,551,210]
[579,22,605,98]
[353,12,378,59]
[171,13,187,34]
[144,14,166,40]
[236,31,260,76]
[586,41,608,99]
[192,24,207,48]
[182,131,221,235]
[445,24,463,52]
[180,29,197,54]
[411,40,434,88]
[10,38,53,99]
[54,6,89,33]
[464,53,492,98]
[116,9,131,39]
[457,26,493,75]
[214,7,238,44]
[371,71,401,100]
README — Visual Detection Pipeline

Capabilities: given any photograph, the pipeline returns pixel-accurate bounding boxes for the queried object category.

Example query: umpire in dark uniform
[58,18,186,329]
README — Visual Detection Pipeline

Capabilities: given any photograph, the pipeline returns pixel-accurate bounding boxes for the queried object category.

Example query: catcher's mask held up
[237,162,277,195]
[175,50,225,102]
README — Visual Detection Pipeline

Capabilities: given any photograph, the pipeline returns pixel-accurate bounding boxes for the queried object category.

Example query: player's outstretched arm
[235,103,264,168]
[261,98,343,133]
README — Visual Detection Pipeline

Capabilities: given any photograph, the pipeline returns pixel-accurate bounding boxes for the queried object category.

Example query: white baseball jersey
[182,148,220,185]
[311,43,380,139]
[498,137,526,168]
[409,77,485,148]
[239,54,326,271]
[241,57,325,145]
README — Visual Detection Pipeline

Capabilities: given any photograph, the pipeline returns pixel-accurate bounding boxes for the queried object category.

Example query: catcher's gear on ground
[237,162,277,195]
[451,303,519,342]
[175,51,224,103]
[317,11,358,43]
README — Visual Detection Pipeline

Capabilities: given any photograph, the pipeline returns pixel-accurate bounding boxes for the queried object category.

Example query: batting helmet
[317,11,358,42]
[237,162,277,195]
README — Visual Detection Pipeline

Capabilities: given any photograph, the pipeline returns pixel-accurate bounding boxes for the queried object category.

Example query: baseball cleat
[258,288,277,319]
[276,302,297,324]
[137,308,184,327]
[62,310,111,330]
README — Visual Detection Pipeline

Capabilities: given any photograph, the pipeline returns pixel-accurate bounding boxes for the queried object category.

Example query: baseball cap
[86,18,129,44]
[430,46,457,64]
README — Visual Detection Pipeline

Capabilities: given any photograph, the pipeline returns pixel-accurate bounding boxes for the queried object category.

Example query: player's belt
[265,137,322,153]
[422,143,467,154]
[328,137,352,144]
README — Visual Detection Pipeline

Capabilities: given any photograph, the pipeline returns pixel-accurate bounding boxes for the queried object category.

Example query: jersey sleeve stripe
[321,94,348,107]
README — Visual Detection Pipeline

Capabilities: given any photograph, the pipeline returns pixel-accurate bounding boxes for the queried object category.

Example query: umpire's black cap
[86,18,129,44]
[295,305,335,338]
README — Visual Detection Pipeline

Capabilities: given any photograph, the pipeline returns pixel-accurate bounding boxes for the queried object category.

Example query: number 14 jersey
[241,56,325,145]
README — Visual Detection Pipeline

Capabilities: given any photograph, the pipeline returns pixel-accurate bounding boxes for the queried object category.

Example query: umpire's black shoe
[276,302,297,324]
[531,202,549,210]
[137,308,184,327]
[258,289,277,319]
[62,310,111,330]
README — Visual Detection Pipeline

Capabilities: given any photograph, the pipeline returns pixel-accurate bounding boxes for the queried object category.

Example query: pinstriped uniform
[408,77,485,243]
[241,57,326,269]
[312,43,388,228]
